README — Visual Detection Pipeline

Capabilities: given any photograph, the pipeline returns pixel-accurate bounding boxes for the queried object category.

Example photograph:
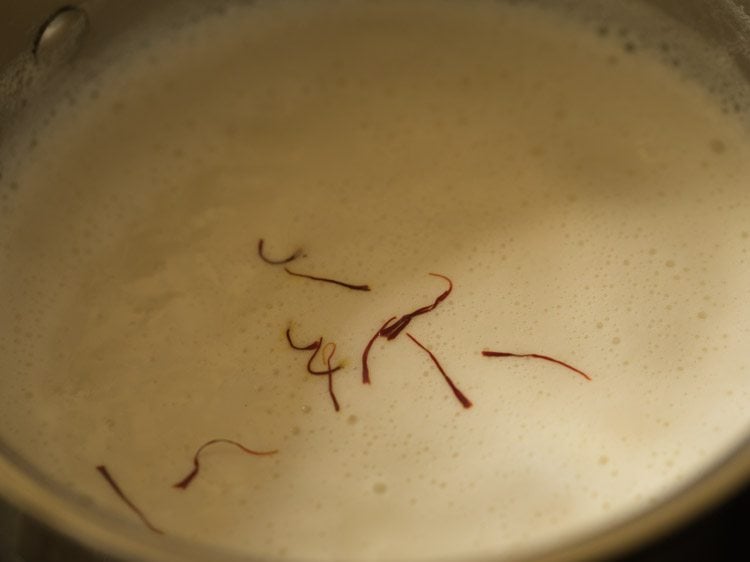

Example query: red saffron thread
[95,465,164,534]
[362,273,454,385]
[286,327,343,410]
[286,328,319,351]
[481,350,592,381]
[321,342,341,412]
[406,333,472,408]
[172,439,278,490]
[380,273,452,340]
[286,328,343,375]
[257,238,304,265]
[305,338,326,375]
[361,316,396,384]
[284,267,371,292]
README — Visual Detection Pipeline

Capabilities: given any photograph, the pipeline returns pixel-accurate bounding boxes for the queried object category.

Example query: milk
[1,1,750,560]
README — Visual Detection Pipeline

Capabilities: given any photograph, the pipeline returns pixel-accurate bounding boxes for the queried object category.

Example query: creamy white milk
[1,1,750,560]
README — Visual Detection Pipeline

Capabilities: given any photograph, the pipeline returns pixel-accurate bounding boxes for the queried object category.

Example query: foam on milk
[2,1,750,560]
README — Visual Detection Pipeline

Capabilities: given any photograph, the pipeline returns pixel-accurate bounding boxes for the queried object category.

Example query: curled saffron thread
[284,267,371,292]
[286,328,343,376]
[257,238,304,265]
[361,316,396,384]
[362,273,453,385]
[380,273,452,340]
[286,328,318,351]
[172,439,278,490]
[286,327,343,410]
[481,350,592,381]
[96,465,164,534]
[406,333,472,408]
[321,342,341,412]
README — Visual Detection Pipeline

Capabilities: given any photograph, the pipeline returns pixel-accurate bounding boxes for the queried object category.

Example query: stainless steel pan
[1,1,749,561]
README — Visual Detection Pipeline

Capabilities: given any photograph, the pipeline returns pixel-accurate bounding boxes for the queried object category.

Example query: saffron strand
[173,439,277,490]
[380,273,452,340]
[322,343,341,411]
[96,465,164,534]
[407,333,472,409]
[482,350,592,381]
[257,238,303,265]
[284,267,371,292]
[286,326,344,410]
[361,316,396,384]
[285,327,319,351]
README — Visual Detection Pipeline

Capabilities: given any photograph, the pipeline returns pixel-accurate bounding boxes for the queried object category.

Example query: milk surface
[1,1,750,560]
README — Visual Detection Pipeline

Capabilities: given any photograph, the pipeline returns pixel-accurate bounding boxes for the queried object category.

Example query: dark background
[1,478,749,562]
[615,478,750,562]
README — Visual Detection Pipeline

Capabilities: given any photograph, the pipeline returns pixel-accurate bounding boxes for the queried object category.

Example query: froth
[1,1,750,560]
